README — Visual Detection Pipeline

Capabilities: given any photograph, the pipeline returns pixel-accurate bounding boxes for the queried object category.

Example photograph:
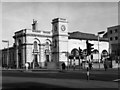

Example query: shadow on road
[2,82,70,90]
[2,82,117,90]
[2,70,118,81]
[1,70,119,90]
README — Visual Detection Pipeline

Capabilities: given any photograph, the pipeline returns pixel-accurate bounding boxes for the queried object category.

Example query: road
[1,69,120,90]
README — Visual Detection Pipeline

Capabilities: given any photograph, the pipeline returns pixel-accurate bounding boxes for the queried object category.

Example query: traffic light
[86,40,94,55]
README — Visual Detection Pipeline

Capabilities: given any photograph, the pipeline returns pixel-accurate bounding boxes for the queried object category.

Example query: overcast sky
[2,2,118,47]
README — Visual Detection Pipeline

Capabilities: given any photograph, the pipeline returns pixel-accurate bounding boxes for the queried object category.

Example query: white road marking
[113,79,120,82]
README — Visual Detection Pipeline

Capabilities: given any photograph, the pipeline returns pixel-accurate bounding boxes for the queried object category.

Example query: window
[110,30,112,34]
[110,37,112,41]
[115,36,118,40]
[115,29,117,33]
[34,41,38,51]
[45,42,49,50]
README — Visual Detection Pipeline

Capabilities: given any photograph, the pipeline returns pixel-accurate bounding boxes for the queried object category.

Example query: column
[40,44,45,67]
[22,46,25,68]
[16,47,19,69]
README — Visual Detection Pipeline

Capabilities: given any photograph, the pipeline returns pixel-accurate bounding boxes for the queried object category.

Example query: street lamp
[97,31,105,69]
[2,40,9,68]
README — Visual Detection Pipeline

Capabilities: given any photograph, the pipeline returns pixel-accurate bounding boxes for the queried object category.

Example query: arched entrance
[101,49,108,61]
[18,39,22,68]
[32,40,40,68]
[44,39,52,67]
[45,42,50,62]
[69,48,80,69]
[93,49,99,54]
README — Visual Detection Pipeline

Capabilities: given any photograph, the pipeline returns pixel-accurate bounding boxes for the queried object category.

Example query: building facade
[1,18,109,69]
[107,25,120,59]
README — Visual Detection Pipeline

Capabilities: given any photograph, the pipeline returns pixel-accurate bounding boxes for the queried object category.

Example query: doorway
[34,54,39,67]
[18,53,22,68]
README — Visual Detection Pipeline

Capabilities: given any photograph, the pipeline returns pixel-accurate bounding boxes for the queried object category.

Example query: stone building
[1,18,109,69]
[107,25,120,59]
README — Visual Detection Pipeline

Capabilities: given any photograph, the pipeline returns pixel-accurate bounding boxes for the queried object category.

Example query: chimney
[32,19,38,31]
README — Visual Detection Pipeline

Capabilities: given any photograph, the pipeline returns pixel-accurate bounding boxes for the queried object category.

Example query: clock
[61,25,66,31]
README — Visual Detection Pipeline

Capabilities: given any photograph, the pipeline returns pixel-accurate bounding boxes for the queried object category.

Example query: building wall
[1,35,108,68]
[68,39,108,63]
[2,47,16,68]
[68,39,108,54]
[107,25,120,57]
[25,34,52,67]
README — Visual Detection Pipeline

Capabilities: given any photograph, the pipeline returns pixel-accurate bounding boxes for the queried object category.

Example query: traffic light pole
[97,31,105,69]
[98,34,100,69]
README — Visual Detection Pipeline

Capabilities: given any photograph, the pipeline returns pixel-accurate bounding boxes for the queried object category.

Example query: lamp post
[97,31,105,69]
[2,40,9,68]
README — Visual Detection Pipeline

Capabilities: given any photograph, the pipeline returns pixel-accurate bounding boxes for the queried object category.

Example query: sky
[1,2,118,48]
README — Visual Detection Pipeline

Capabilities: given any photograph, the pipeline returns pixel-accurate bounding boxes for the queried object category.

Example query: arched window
[71,48,79,57]
[34,41,38,51]
[102,50,108,55]
[45,42,49,50]
[92,49,99,54]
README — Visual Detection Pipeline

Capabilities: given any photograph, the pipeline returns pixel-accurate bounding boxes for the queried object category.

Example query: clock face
[61,25,66,31]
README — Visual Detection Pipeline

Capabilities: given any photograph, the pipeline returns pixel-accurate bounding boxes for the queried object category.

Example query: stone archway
[44,39,52,63]
[70,48,80,68]
[101,49,108,58]
[18,39,22,68]
[32,38,41,69]
[71,48,79,57]
[92,49,99,54]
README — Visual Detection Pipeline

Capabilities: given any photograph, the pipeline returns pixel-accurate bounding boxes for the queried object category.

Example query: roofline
[107,25,120,29]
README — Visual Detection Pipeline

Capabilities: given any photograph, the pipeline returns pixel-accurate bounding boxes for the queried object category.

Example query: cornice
[52,34,68,38]
[13,33,52,39]
[26,34,52,38]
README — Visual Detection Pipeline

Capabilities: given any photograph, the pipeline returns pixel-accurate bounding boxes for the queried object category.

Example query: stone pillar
[40,44,45,67]
[39,49,41,67]
[16,47,19,69]
[22,46,25,68]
